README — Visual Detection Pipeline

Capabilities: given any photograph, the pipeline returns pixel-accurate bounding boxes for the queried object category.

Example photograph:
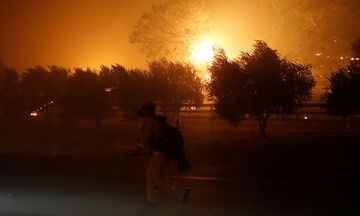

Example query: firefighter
[132,101,190,206]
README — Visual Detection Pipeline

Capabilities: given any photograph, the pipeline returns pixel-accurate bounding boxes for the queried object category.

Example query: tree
[20,66,54,118]
[47,65,70,103]
[60,68,110,127]
[0,58,4,71]
[207,49,248,124]
[130,0,213,61]
[148,59,204,120]
[99,64,129,106]
[20,66,69,121]
[351,37,360,58]
[0,68,26,120]
[100,61,203,120]
[208,41,315,136]
[100,65,154,119]
[324,63,360,128]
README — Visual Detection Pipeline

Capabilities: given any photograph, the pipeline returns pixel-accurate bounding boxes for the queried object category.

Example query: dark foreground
[1,118,360,216]
[1,142,360,216]
[1,169,359,216]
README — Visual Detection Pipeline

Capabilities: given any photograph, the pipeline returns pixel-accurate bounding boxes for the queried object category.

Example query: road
[1,156,360,216]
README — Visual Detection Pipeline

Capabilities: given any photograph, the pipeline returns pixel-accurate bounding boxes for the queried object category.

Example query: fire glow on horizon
[190,37,216,66]
[189,36,218,81]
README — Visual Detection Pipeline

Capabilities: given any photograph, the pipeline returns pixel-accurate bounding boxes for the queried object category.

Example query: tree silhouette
[60,68,110,127]
[0,58,4,71]
[20,66,54,118]
[19,66,69,121]
[47,65,70,102]
[208,41,315,136]
[0,68,26,120]
[100,65,153,119]
[324,63,360,126]
[130,0,213,61]
[207,49,248,124]
[148,59,204,120]
[351,37,360,58]
[100,61,203,120]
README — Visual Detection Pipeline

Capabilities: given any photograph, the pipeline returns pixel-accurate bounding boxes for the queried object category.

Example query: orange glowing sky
[0,0,289,71]
[0,0,359,75]
[0,0,157,71]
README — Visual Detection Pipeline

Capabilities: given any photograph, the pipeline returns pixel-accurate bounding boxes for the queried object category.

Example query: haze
[1,0,359,76]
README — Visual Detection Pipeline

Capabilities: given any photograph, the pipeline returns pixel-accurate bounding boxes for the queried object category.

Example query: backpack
[150,115,191,172]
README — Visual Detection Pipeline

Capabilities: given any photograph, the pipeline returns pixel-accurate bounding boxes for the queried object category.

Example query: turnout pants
[146,151,186,204]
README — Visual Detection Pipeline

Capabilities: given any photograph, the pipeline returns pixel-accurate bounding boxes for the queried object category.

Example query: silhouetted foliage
[148,59,204,120]
[207,49,248,123]
[120,69,154,116]
[20,66,70,121]
[130,0,213,61]
[47,65,70,103]
[324,63,360,119]
[99,64,128,107]
[351,37,360,58]
[21,66,53,115]
[208,41,315,136]
[60,68,110,127]
[100,61,203,120]
[0,59,4,71]
[100,65,153,119]
[0,68,26,120]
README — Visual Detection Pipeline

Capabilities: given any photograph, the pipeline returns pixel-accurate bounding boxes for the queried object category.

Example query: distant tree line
[0,59,203,127]
[1,39,359,136]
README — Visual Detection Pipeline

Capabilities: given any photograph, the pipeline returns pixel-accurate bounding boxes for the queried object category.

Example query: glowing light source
[190,39,215,65]
[204,74,212,83]
[30,111,38,117]
[105,87,113,92]
[190,107,197,111]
